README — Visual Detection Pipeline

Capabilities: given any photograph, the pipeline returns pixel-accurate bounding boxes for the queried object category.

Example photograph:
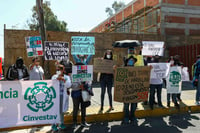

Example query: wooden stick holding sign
[114,66,151,103]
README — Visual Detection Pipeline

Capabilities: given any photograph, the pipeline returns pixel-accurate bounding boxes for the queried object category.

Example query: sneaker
[106,107,114,113]
[195,101,200,105]
[130,119,138,126]
[149,105,153,110]
[72,123,77,129]
[59,123,66,129]
[174,102,180,109]
[98,108,103,114]
[51,124,58,132]
[153,101,158,105]
[81,122,90,127]
[158,104,164,108]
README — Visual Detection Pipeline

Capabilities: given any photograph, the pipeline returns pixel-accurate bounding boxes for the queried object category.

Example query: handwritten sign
[148,63,170,79]
[44,41,69,60]
[113,48,128,66]
[182,67,190,81]
[114,66,151,103]
[71,36,95,55]
[93,58,114,73]
[166,66,182,93]
[25,36,43,57]
[72,65,93,82]
[142,41,164,56]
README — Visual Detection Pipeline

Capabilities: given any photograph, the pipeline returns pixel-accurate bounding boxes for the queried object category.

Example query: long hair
[103,50,113,60]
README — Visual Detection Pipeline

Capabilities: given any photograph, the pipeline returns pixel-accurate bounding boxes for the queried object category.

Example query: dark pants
[196,76,200,101]
[167,93,177,103]
[72,96,86,124]
[149,84,163,106]
[100,76,113,108]
[123,103,137,122]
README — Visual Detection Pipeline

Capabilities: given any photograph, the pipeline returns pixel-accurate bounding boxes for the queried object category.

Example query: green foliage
[28,1,67,32]
[105,1,125,17]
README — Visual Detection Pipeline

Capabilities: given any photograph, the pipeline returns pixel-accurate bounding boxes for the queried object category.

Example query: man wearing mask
[6,57,29,80]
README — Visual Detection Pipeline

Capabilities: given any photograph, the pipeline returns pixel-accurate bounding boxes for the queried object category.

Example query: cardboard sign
[0,80,60,128]
[166,67,182,94]
[25,36,43,57]
[114,66,151,103]
[182,67,190,81]
[148,63,170,79]
[71,36,95,55]
[44,41,69,60]
[93,58,114,73]
[142,41,164,56]
[72,65,93,82]
[113,48,128,66]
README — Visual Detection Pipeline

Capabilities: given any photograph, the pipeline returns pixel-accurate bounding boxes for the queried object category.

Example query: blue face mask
[128,59,134,66]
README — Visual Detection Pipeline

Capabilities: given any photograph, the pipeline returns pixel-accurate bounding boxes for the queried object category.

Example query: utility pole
[36,0,50,79]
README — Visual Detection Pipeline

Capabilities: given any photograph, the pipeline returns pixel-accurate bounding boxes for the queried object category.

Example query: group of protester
[4,48,200,131]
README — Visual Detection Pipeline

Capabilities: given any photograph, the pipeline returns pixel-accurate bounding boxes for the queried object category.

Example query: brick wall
[133,0,144,14]
[165,28,185,35]
[189,17,200,24]
[165,16,185,23]
[188,0,200,6]
[124,5,132,18]
[146,0,159,7]
[190,30,200,35]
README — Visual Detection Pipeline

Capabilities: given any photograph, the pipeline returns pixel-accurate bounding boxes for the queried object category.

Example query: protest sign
[166,67,182,93]
[148,63,170,79]
[113,48,128,66]
[0,57,2,80]
[44,41,69,60]
[0,80,60,129]
[93,58,114,73]
[182,67,190,81]
[71,36,95,55]
[114,66,151,103]
[142,41,164,56]
[72,65,93,82]
[25,36,43,57]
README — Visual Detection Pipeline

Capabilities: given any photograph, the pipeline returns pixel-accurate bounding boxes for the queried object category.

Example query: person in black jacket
[99,50,114,113]
[6,57,29,80]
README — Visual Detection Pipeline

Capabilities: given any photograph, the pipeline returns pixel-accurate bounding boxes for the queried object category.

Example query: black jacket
[6,64,29,80]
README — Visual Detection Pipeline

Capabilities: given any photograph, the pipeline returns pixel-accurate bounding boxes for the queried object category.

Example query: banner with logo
[182,67,190,81]
[0,57,2,80]
[71,36,95,55]
[72,65,93,82]
[148,63,170,79]
[25,36,43,57]
[166,67,182,93]
[0,80,60,128]
[93,58,114,73]
[142,41,164,56]
[114,66,151,103]
[44,41,69,60]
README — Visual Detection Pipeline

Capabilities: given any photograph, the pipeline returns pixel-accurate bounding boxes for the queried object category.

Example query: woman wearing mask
[99,50,114,113]
[51,65,71,131]
[29,57,44,80]
[123,56,138,124]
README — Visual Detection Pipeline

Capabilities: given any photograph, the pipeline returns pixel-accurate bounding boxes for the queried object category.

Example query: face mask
[106,55,111,59]
[56,70,61,75]
[128,60,134,66]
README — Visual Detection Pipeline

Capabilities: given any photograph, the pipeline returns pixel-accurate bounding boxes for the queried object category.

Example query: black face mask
[16,59,23,68]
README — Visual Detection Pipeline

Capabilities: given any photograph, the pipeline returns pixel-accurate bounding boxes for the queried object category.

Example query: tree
[105,1,125,17]
[27,1,68,32]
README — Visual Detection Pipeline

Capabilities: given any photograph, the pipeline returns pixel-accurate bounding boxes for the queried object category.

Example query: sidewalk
[1,82,200,133]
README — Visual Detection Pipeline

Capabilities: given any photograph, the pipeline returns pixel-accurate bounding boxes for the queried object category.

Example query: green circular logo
[24,82,56,112]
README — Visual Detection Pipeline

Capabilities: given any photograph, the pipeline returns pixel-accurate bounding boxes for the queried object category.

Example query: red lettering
[137,91,148,100]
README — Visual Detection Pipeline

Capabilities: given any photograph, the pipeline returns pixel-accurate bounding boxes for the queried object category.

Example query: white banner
[182,67,190,81]
[166,67,182,94]
[142,41,164,56]
[0,80,60,128]
[72,65,93,82]
[148,63,170,79]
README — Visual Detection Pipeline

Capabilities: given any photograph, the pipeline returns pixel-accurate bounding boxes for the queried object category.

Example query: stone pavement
[1,82,200,133]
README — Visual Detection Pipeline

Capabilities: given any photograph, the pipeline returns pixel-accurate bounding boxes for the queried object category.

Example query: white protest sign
[44,41,69,60]
[166,67,182,94]
[0,80,60,129]
[72,65,93,82]
[142,41,164,56]
[148,63,170,79]
[182,67,190,81]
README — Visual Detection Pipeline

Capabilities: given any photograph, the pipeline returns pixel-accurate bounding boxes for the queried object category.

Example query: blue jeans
[149,84,163,106]
[196,76,200,102]
[100,76,113,108]
[123,103,137,122]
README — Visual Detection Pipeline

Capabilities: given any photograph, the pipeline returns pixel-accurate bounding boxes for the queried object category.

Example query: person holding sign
[98,50,115,113]
[193,55,200,105]
[149,55,164,110]
[51,65,72,131]
[29,57,44,80]
[123,56,138,124]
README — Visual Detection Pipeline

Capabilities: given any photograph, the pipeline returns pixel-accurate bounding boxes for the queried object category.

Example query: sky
[0,0,133,58]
